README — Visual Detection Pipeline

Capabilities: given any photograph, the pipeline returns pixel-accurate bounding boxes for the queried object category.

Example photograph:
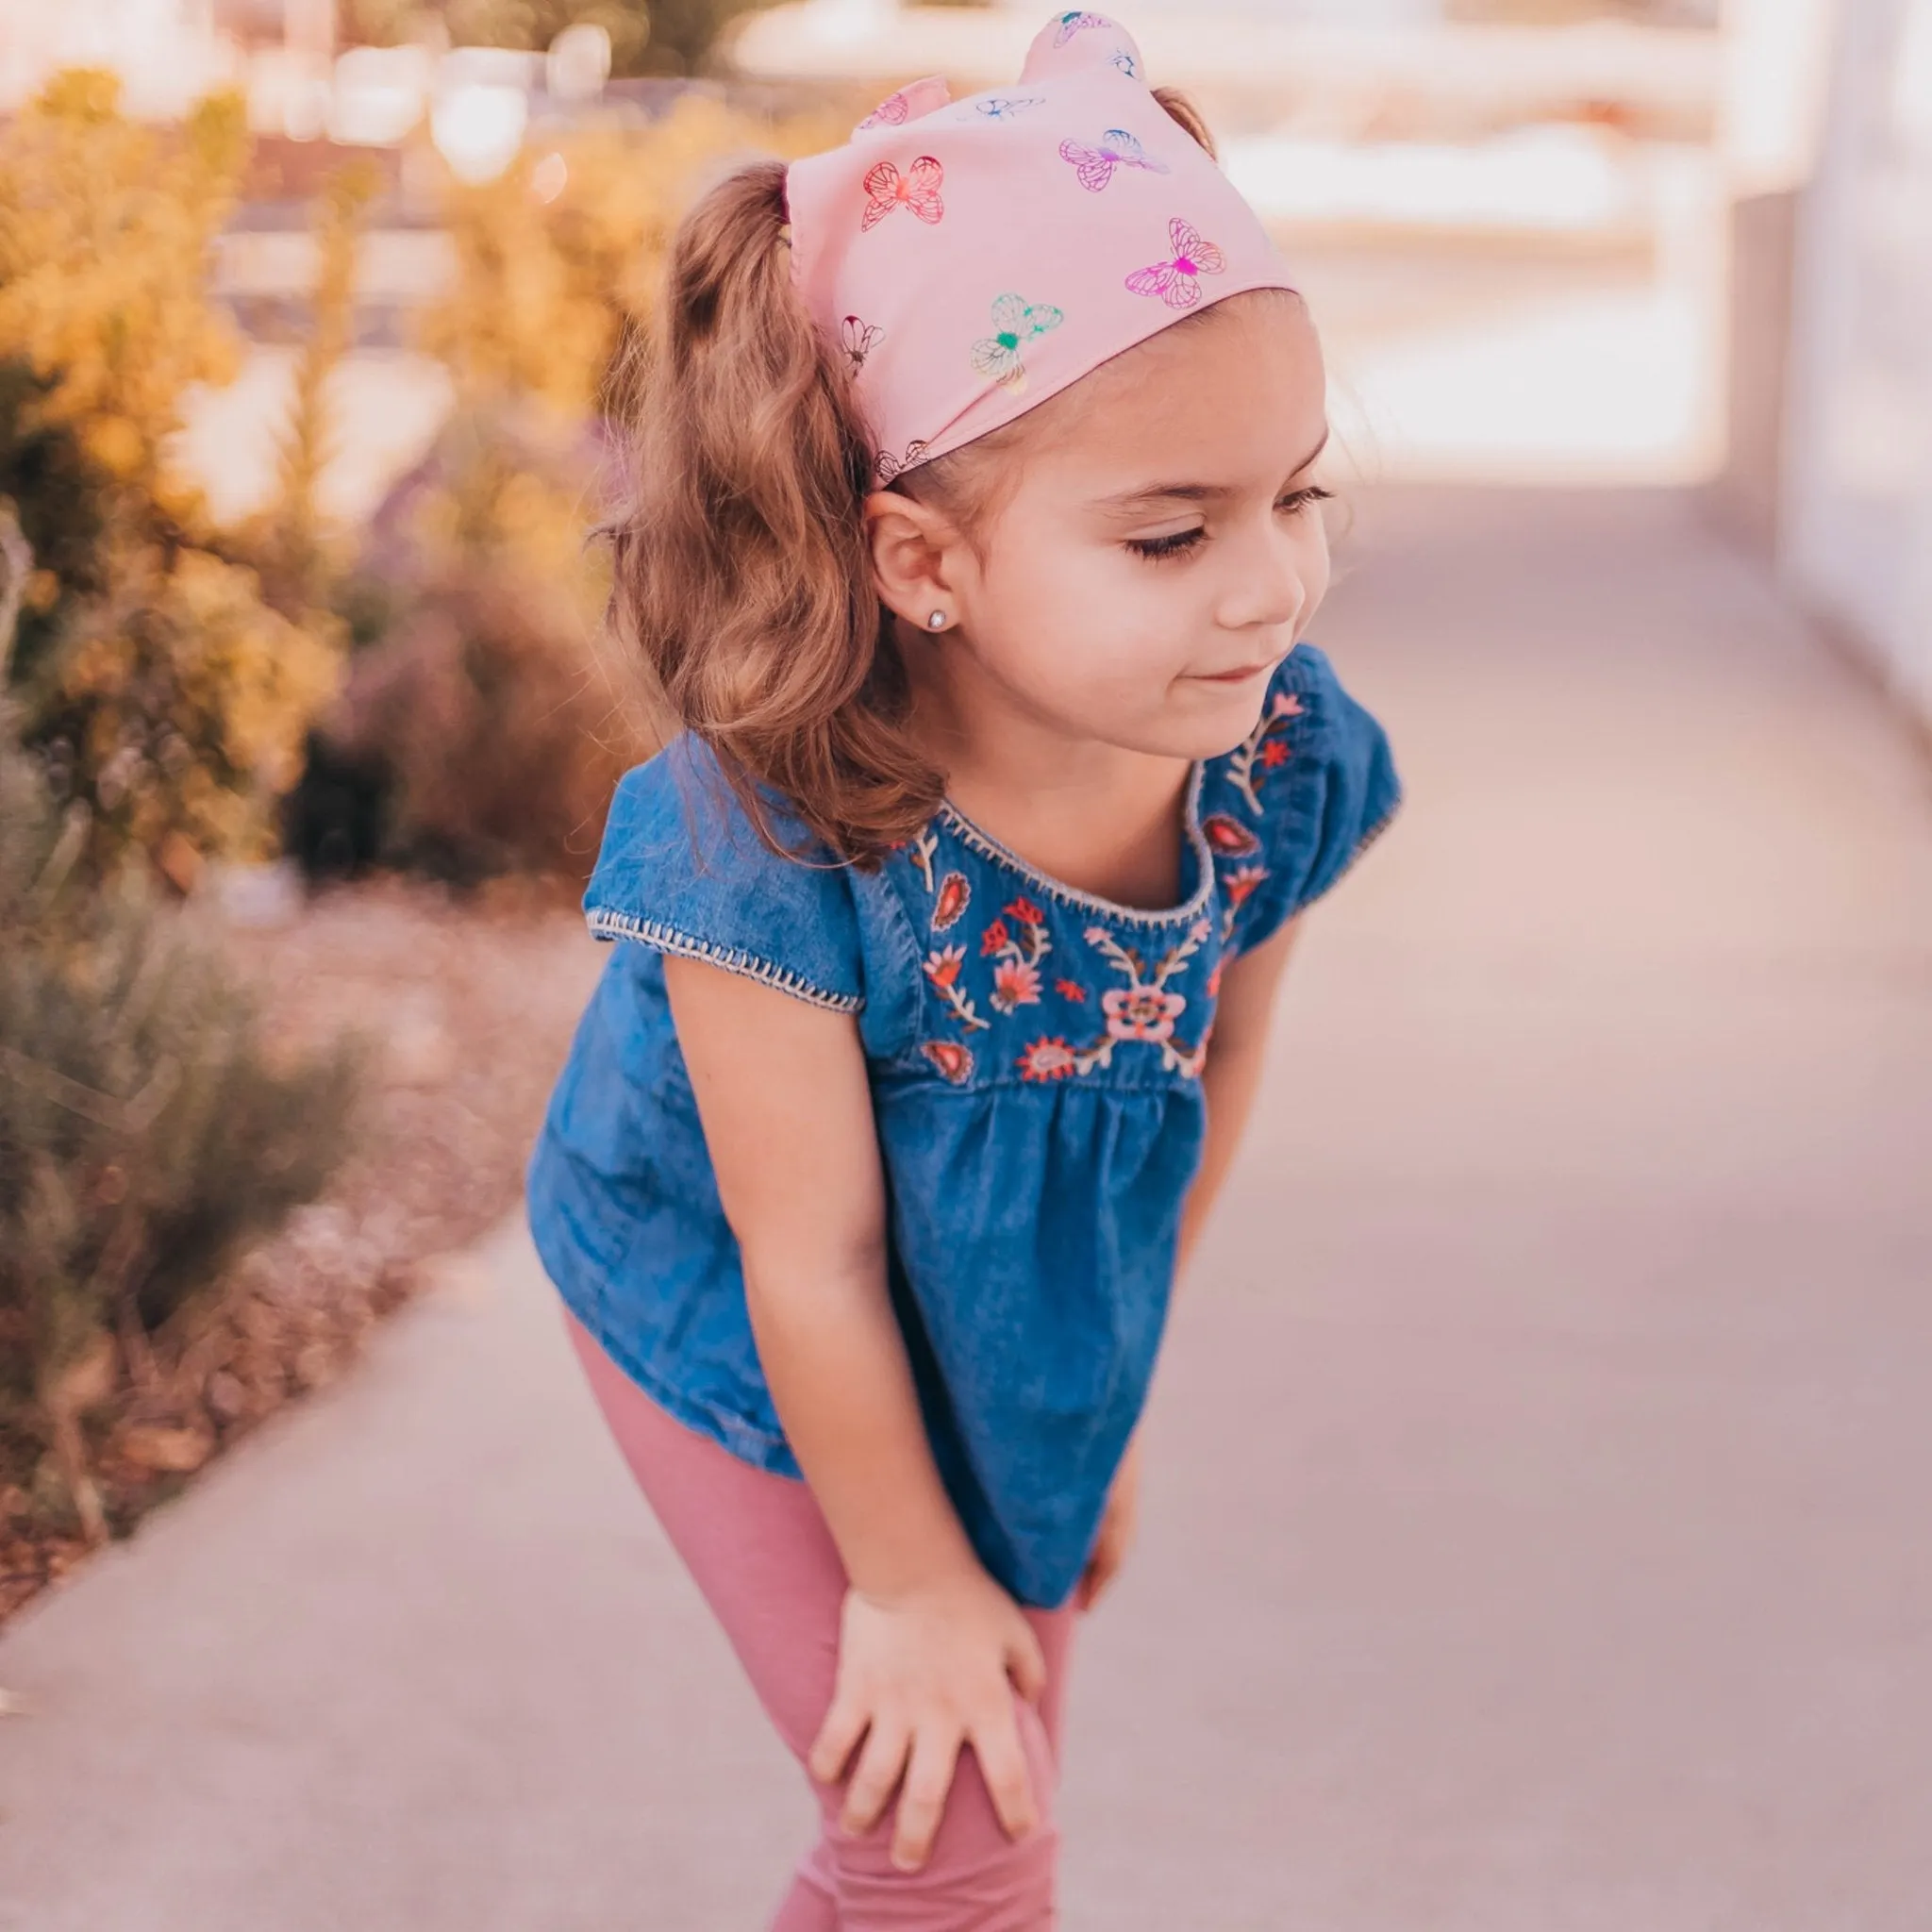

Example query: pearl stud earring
[926,609,948,631]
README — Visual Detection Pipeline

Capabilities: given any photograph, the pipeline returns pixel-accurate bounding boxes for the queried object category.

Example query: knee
[824,1703,1061,1930]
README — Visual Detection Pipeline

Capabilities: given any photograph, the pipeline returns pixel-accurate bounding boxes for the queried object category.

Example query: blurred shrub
[0,509,360,1543]
[288,96,841,884]
[341,0,781,75]
[0,72,348,884]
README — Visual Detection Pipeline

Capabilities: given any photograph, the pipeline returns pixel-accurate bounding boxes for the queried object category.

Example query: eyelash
[1126,486,1335,562]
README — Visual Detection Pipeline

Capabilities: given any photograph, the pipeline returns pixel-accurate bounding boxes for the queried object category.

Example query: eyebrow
[1095,425,1332,510]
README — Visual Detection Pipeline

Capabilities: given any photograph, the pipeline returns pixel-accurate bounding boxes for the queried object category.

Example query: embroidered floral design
[1081,919,1212,1075]
[1225,689,1304,812]
[1018,1036,1081,1081]
[932,871,971,931]
[924,944,991,1032]
[1053,9,1110,44]
[858,89,914,130]
[1224,863,1267,908]
[861,156,945,231]
[841,314,884,374]
[903,825,939,891]
[982,895,1051,1012]
[1054,976,1088,1002]
[1058,128,1169,192]
[875,439,933,484]
[1125,216,1226,310]
[923,1040,975,1083]
[971,292,1064,394]
[1200,812,1261,858]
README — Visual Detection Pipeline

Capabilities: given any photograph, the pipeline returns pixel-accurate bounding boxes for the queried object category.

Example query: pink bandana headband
[784,10,1299,486]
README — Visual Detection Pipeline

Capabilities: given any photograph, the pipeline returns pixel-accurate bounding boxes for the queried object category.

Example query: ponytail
[601,160,941,865]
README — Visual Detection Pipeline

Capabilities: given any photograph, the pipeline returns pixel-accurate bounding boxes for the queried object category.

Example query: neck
[896,617,1194,911]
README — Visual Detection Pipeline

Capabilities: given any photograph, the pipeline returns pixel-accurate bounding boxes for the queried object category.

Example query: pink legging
[562,1304,1077,1930]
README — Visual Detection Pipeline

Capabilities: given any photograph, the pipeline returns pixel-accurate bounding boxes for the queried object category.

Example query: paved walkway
[4,488,1929,1930]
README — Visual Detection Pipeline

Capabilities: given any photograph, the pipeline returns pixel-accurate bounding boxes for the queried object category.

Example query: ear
[864,489,967,630]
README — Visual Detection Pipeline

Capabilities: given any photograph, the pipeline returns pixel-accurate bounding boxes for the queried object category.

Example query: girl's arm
[1075,914,1301,1609]
[1178,913,1303,1276]
[660,954,1046,1873]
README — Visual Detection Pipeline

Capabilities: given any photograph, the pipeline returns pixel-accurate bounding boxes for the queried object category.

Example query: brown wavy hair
[599,88,1217,866]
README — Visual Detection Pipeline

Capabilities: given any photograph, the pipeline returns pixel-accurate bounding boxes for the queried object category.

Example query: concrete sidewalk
[3,488,1929,1930]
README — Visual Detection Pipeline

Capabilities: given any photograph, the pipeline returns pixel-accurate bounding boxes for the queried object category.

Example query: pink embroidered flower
[1201,812,1260,858]
[1054,977,1088,1003]
[979,918,1011,957]
[1017,1037,1079,1082]
[1224,863,1267,908]
[1205,961,1224,998]
[932,871,971,932]
[922,1041,974,1084]
[924,944,965,991]
[1005,895,1046,927]
[1259,739,1292,770]
[991,959,1042,1012]
[1102,985,1187,1044]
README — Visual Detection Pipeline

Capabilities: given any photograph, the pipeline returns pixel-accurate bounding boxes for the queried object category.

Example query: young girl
[527,13,1400,1925]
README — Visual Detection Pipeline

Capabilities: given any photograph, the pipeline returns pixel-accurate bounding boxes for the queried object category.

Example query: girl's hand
[1074,1434,1142,1612]
[808,1568,1048,1873]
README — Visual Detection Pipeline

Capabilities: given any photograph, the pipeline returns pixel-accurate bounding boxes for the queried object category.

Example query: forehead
[1024,291,1326,489]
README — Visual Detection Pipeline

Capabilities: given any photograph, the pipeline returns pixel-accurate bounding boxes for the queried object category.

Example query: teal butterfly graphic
[970,293,1064,393]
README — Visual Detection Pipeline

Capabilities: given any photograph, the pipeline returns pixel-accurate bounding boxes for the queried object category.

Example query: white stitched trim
[586,908,863,1014]
[935,762,1216,929]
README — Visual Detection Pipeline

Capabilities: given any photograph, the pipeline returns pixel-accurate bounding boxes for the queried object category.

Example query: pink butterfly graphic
[874,439,931,484]
[1058,127,1169,193]
[841,314,884,373]
[861,155,945,231]
[858,90,912,131]
[1053,9,1110,45]
[1124,217,1226,309]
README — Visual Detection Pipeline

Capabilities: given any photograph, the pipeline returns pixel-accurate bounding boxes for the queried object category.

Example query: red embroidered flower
[1005,895,1046,926]
[1259,739,1292,769]
[1200,812,1260,858]
[924,944,965,990]
[1017,1037,1079,1081]
[1102,985,1186,1044]
[978,917,1011,957]
[1205,961,1224,998]
[1224,862,1267,908]
[1053,977,1087,1003]
[921,1041,974,1083]
[932,871,971,932]
[991,959,1042,1012]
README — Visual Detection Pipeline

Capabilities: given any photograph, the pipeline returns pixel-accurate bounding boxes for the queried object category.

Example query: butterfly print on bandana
[1124,216,1226,309]
[874,439,932,484]
[971,292,1064,393]
[861,155,944,231]
[1108,48,1139,78]
[1058,128,1169,193]
[971,95,1044,121]
[858,89,913,131]
[1053,9,1110,45]
[841,314,883,374]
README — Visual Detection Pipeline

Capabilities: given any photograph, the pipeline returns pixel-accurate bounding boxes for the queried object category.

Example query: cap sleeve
[1216,642,1401,955]
[584,737,864,1014]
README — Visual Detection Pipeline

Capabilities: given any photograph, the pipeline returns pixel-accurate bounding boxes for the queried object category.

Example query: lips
[1192,663,1273,684]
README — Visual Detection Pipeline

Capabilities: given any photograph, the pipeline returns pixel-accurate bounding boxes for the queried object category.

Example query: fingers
[890,1727,962,1871]
[808,1690,869,1788]
[841,1715,911,1836]
[969,1698,1041,1843]
[1006,1618,1049,1706]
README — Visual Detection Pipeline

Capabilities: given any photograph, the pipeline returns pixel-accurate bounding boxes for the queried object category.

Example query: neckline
[933,761,1215,928]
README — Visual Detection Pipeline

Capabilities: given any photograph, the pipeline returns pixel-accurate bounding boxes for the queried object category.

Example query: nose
[1213,518,1307,635]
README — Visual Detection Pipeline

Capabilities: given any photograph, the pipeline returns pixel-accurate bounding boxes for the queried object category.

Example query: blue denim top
[526,643,1400,1607]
